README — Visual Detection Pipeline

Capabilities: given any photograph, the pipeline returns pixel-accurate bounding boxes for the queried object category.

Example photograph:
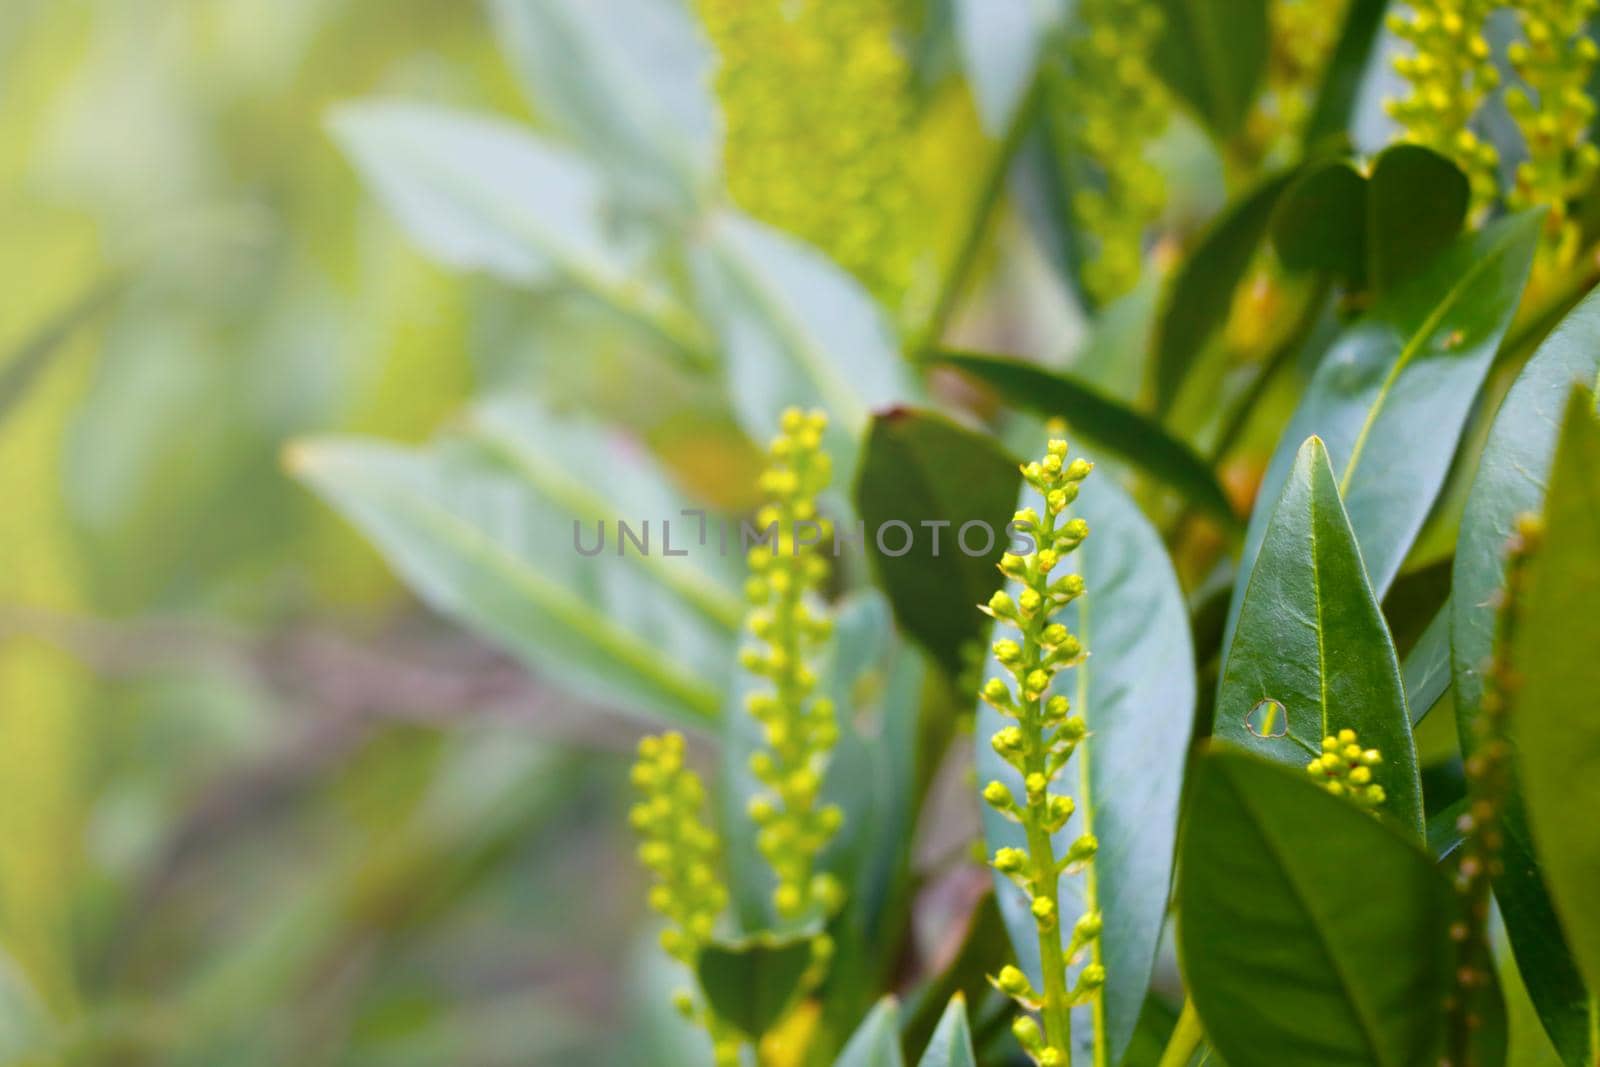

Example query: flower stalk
[982,441,1100,1066]
[1444,514,1543,1067]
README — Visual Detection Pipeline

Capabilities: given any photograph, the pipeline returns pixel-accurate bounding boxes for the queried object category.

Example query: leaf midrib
[313,453,722,723]
[1218,767,1394,1066]
[468,418,744,632]
[1340,223,1520,495]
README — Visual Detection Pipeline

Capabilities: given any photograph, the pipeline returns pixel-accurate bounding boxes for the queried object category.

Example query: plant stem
[1155,998,1204,1067]
[914,71,1046,357]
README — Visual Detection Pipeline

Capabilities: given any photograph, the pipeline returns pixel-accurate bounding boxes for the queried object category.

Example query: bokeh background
[0,3,690,1062]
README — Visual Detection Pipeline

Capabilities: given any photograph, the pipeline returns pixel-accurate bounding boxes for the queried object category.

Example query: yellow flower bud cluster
[1305,729,1387,810]
[696,0,921,301]
[741,408,844,924]
[1250,0,1350,157]
[1055,0,1170,304]
[1386,0,1502,212]
[980,441,1100,1065]
[630,732,744,1065]
[1505,0,1600,269]
[631,732,728,960]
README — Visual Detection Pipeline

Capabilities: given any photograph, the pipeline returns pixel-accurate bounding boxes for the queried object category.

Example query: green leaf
[1302,0,1389,149]
[1516,389,1600,1000]
[1177,747,1455,1067]
[291,397,739,730]
[854,408,1021,672]
[1453,292,1600,1067]
[329,102,708,370]
[977,470,1194,1064]
[1216,436,1423,835]
[1149,0,1269,140]
[939,351,1237,525]
[487,0,715,206]
[1272,145,1468,295]
[1153,171,1296,413]
[689,210,918,477]
[1400,602,1451,725]
[1454,286,1600,759]
[837,997,904,1067]
[696,934,815,1043]
[914,997,977,1067]
[952,0,1057,134]
[1222,211,1541,663]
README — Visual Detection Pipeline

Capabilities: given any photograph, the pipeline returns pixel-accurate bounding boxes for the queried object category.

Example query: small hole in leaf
[1246,698,1288,739]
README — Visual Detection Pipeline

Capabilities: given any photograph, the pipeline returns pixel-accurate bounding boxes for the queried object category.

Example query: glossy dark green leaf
[1516,389,1600,999]
[1178,747,1455,1067]
[1222,211,1541,662]
[1149,0,1269,140]
[914,997,977,1067]
[1302,0,1389,149]
[1217,437,1423,834]
[1400,603,1451,724]
[1153,171,1296,413]
[938,351,1236,524]
[689,210,918,476]
[837,997,904,1067]
[977,470,1194,1064]
[854,408,1021,672]
[696,934,815,1042]
[291,396,739,730]
[1272,145,1468,294]
[1453,293,1600,1067]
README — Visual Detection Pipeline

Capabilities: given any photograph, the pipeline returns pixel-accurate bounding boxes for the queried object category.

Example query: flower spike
[982,440,1101,1066]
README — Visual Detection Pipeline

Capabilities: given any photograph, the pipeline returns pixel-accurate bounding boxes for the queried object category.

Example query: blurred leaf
[1177,747,1455,1067]
[1222,211,1541,663]
[1149,0,1268,140]
[1453,291,1600,1067]
[330,101,709,370]
[1515,389,1600,999]
[0,274,121,429]
[697,934,816,1042]
[0,950,51,1062]
[690,210,918,477]
[938,351,1237,525]
[836,997,904,1067]
[1302,0,1390,149]
[488,0,716,206]
[1154,170,1296,413]
[914,997,977,1067]
[854,407,1019,673]
[292,397,740,729]
[1272,145,1468,294]
[1217,437,1423,835]
[952,0,1056,134]
[899,894,1008,1061]
[977,470,1194,1065]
